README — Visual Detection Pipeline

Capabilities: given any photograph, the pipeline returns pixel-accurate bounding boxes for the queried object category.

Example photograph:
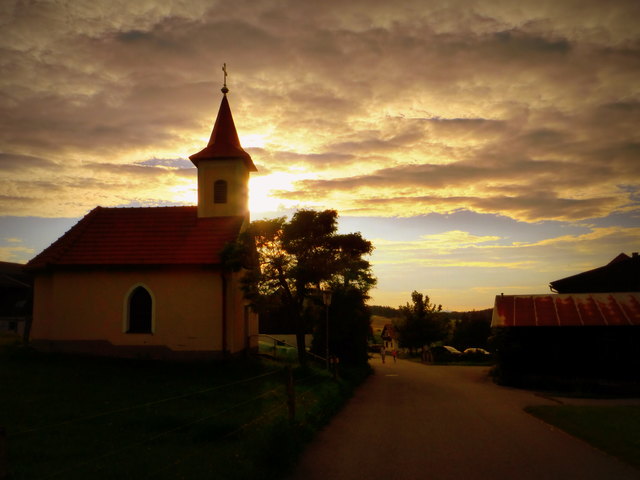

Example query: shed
[491,292,640,387]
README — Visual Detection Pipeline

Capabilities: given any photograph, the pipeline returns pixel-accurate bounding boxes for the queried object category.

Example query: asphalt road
[288,358,639,480]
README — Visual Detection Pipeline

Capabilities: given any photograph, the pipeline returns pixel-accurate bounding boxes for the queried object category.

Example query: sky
[1,0,639,311]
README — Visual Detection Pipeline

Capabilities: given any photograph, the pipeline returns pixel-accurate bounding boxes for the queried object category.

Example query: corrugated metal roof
[492,293,640,327]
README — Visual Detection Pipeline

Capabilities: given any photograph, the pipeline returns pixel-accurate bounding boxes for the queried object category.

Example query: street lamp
[322,289,332,370]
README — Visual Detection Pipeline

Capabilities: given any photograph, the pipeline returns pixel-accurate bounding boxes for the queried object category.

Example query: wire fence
[254,334,327,365]
[1,355,340,480]
[10,369,282,438]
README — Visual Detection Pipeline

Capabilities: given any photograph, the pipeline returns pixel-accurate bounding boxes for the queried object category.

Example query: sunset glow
[249,172,316,214]
[1,0,638,310]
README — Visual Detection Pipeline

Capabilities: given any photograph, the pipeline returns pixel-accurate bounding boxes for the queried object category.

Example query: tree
[394,291,445,355]
[224,209,375,364]
[310,285,372,366]
[448,309,492,350]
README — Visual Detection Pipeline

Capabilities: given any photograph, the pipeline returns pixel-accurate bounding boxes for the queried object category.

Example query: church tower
[190,66,257,219]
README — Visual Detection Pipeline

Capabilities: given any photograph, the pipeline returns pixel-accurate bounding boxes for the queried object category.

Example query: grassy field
[0,345,368,480]
[526,405,640,469]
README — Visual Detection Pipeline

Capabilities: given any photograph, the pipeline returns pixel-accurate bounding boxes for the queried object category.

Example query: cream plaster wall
[30,268,237,353]
[197,160,249,218]
[227,271,259,352]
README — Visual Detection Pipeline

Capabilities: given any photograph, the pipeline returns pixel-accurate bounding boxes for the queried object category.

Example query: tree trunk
[290,303,307,366]
[296,329,307,366]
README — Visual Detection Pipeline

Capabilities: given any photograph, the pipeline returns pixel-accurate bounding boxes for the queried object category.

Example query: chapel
[26,77,259,359]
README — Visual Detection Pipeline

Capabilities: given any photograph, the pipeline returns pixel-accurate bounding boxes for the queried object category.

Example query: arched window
[214,180,228,204]
[127,286,152,333]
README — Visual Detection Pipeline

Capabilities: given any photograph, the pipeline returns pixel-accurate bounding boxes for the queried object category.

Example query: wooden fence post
[331,356,339,381]
[285,366,295,424]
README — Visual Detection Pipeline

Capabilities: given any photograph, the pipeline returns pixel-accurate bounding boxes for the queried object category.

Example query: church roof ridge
[26,207,245,270]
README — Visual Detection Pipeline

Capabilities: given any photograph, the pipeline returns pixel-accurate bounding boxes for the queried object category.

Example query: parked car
[462,347,492,362]
[463,347,491,356]
[429,345,463,362]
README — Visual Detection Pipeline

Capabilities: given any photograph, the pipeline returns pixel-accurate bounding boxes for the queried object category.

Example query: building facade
[27,84,258,359]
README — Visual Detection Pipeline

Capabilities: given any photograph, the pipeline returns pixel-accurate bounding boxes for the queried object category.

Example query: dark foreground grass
[0,346,369,480]
[526,405,640,469]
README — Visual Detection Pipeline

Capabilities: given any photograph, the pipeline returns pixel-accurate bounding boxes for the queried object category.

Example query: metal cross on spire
[221,63,229,94]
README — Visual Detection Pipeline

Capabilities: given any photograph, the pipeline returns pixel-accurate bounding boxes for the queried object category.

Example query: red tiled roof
[190,94,257,171]
[26,206,245,269]
[492,293,640,327]
[381,324,397,338]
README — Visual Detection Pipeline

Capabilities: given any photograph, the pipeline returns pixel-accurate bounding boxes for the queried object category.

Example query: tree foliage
[394,291,445,352]
[224,209,376,364]
[369,305,401,319]
[310,286,372,366]
[446,309,492,350]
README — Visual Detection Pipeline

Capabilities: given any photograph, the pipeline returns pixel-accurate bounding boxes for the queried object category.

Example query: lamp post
[322,289,332,370]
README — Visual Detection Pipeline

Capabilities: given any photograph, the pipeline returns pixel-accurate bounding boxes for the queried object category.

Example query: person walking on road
[392,349,397,363]
[380,345,386,363]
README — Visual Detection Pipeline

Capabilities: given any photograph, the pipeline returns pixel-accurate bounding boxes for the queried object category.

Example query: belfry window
[214,180,228,204]
[127,286,153,333]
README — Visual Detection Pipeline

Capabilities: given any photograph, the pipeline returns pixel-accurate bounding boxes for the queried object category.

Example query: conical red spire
[190,92,257,171]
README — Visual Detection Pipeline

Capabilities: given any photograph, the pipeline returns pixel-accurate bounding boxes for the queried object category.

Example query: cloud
[0,159,196,217]
[0,0,637,224]
[270,94,639,221]
[372,224,640,274]
[0,236,34,263]
[1,0,638,311]
[0,153,57,171]
[278,166,629,222]
[0,244,34,263]
[371,230,533,270]
[136,157,194,168]
[368,222,640,309]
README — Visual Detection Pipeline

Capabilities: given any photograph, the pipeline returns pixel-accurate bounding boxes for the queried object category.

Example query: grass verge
[525,405,640,469]
[0,346,369,480]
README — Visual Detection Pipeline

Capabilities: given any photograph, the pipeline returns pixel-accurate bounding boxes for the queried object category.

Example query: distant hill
[369,306,401,336]
[443,308,493,322]
[369,305,400,318]
[370,315,393,332]
[370,305,493,319]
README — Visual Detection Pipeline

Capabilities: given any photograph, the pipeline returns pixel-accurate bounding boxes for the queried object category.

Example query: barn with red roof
[26,81,258,359]
[491,253,640,388]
